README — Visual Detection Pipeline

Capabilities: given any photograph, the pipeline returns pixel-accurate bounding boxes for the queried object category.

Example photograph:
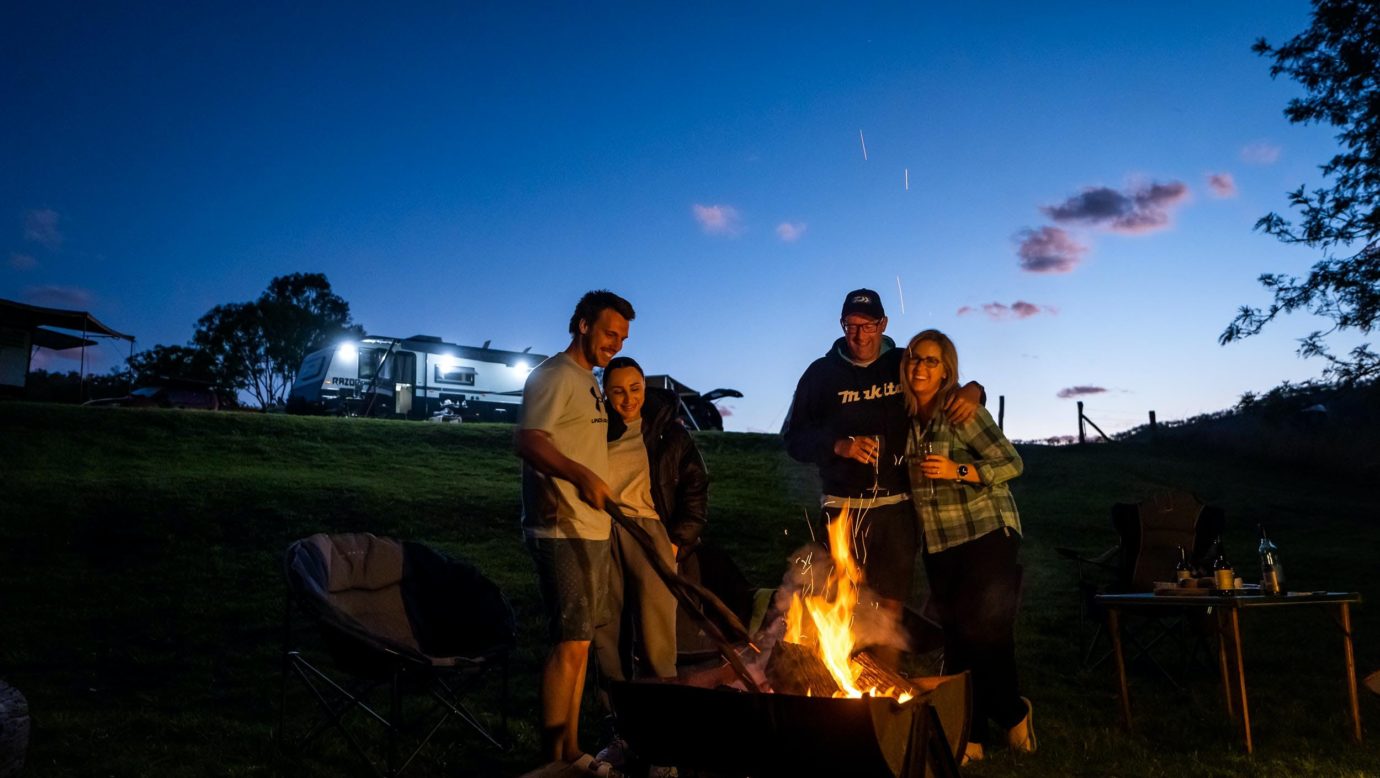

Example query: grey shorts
[527,536,612,643]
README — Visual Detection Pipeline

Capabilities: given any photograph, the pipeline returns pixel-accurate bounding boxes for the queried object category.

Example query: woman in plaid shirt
[902,329,1035,765]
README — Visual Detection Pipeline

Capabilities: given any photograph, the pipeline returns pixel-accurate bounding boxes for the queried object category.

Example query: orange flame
[784,503,912,702]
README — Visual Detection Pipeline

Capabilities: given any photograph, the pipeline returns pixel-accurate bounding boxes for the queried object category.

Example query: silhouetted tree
[189,273,363,408]
[126,344,219,388]
[1221,0,1380,384]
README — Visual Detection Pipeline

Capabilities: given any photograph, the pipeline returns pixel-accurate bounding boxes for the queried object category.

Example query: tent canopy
[29,328,97,351]
[0,298,134,341]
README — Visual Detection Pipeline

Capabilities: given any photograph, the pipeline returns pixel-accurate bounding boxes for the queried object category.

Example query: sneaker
[595,736,631,769]
[1007,696,1037,754]
[647,766,679,778]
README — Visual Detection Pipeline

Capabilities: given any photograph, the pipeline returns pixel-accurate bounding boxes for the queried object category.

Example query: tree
[191,274,363,408]
[127,344,219,388]
[1220,0,1380,384]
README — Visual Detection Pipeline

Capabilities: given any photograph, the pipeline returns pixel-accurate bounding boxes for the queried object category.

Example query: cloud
[776,222,807,242]
[957,300,1058,320]
[692,204,743,236]
[9,252,37,270]
[23,285,93,309]
[1057,385,1108,399]
[24,208,63,249]
[1015,226,1087,273]
[1041,181,1189,234]
[1240,141,1281,165]
[1207,172,1238,198]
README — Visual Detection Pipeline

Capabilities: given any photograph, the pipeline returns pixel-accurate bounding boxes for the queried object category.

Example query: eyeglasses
[908,356,942,369]
[841,320,881,334]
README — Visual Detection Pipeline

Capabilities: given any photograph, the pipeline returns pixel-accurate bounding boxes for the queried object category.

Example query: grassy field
[2,401,1378,777]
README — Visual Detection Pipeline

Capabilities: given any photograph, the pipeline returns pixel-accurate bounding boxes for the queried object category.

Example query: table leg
[1215,607,1234,718]
[1227,608,1252,754]
[1340,603,1363,743]
[1108,607,1133,731]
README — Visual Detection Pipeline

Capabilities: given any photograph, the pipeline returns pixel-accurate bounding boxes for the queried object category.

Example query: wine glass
[925,440,950,497]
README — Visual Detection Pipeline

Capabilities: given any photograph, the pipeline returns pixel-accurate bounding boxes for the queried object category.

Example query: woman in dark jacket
[594,356,708,681]
[593,357,708,773]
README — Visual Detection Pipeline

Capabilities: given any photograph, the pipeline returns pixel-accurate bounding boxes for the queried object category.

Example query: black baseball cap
[841,288,885,320]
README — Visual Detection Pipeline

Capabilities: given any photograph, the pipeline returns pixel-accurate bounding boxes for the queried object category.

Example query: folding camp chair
[277,533,516,777]
[1057,491,1224,682]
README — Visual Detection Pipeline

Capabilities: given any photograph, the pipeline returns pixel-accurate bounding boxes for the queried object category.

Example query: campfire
[607,503,969,777]
[776,504,914,702]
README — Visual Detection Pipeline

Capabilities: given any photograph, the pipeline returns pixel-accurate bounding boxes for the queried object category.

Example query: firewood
[852,651,919,697]
[766,640,841,697]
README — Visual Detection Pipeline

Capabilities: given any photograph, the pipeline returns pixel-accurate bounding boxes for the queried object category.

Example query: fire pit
[610,504,969,777]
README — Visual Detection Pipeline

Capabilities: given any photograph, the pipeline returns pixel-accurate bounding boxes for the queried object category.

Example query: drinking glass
[925,440,950,497]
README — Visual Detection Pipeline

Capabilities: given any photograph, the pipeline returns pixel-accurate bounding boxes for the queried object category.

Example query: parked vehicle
[644,374,742,431]
[287,335,545,422]
[84,378,221,410]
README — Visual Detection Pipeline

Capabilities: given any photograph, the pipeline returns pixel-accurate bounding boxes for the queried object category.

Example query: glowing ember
[783,503,913,702]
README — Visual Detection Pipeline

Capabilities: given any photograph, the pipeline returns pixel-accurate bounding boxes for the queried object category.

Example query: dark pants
[922,527,1025,741]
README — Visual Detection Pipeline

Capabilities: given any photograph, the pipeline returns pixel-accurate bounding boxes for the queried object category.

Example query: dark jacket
[607,387,709,553]
[782,337,911,498]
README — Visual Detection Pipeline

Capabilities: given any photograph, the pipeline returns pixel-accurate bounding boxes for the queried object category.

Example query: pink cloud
[24,208,63,249]
[1015,226,1087,273]
[9,252,37,270]
[1240,141,1281,165]
[692,203,743,236]
[1057,385,1107,399]
[1041,181,1189,234]
[776,222,807,242]
[957,300,1058,320]
[1207,172,1238,198]
[23,285,93,309]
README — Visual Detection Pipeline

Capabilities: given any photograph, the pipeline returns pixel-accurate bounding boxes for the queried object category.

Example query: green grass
[2,402,1378,777]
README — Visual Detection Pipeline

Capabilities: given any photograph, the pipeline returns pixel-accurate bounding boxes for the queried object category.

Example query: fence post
[1148,410,1157,441]
[998,395,1005,431]
[1078,401,1086,445]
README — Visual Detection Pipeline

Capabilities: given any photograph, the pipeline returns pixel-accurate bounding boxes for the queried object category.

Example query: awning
[0,298,134,341]
[30,327,98,351]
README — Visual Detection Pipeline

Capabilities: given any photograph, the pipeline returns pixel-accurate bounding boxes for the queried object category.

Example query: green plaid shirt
[907,405,1023,553]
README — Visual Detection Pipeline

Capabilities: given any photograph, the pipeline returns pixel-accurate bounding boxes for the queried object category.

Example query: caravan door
[393,351,416,418]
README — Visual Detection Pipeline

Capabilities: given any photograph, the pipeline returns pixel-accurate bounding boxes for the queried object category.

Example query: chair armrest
[1055,544,1120,569]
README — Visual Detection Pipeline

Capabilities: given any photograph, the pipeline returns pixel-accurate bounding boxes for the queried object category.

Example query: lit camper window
[435,364,476,385]
[358,349,385,381]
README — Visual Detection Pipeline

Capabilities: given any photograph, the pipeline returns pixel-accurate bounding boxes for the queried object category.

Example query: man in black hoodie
[783,288,982,667]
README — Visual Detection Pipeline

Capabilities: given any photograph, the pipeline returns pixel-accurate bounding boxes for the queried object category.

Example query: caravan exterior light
[337,343,357,359]
[514,360,530,374]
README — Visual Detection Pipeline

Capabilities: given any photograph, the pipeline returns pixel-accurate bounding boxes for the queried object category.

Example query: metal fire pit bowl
[610,674,968,778]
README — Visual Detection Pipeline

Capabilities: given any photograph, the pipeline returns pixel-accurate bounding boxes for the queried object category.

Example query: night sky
[2,1,1354,438]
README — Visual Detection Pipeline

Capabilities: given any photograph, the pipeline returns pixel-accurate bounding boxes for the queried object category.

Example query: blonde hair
[901,329,960,418]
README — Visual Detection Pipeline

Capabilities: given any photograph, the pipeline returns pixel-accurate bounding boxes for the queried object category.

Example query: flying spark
[859,130,868,161]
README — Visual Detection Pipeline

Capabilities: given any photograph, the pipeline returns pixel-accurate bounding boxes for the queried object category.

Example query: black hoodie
[782,336,910,498]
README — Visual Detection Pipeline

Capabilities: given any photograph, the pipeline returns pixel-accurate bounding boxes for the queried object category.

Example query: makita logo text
[837,382,902,404]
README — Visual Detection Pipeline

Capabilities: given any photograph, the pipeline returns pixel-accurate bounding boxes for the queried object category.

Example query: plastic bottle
[1258,524,1285,595]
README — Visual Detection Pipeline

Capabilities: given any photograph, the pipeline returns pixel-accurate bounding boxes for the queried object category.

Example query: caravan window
[434,364,477,386]
[358,349,386,381]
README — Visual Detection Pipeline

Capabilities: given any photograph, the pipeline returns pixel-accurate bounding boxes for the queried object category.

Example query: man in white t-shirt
[516,289,635,770]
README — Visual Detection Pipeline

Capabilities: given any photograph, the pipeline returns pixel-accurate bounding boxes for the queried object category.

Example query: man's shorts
[822,498,918,602]
[526,536,612,643]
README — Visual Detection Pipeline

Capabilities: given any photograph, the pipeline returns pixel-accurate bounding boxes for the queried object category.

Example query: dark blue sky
[2,1,1349,437]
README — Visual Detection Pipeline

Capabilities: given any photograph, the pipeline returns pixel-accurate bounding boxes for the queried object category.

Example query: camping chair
[278,533,516,777]
[1056,491,1225,681]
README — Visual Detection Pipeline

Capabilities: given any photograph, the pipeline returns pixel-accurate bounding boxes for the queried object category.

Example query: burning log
[765,640,841,696]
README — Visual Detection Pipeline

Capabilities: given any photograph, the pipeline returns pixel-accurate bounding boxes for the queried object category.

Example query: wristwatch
[955,464,969,481]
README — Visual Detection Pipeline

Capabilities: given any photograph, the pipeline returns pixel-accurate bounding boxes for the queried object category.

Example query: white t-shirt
[608,418,661,522]
[519,352,610,540]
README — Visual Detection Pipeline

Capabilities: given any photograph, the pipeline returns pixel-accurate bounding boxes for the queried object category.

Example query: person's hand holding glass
[921,440,951,496]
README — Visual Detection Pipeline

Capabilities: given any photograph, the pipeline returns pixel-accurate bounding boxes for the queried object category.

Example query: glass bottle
[1175,545,1193,583]
[1212,538,1235,591]
[1258,524,1284,595]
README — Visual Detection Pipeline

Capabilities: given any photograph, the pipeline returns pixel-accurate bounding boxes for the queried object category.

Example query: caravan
[287,335,546,422]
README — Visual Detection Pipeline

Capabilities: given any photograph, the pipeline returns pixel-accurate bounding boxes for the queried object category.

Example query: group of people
[515,288,1032,776]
